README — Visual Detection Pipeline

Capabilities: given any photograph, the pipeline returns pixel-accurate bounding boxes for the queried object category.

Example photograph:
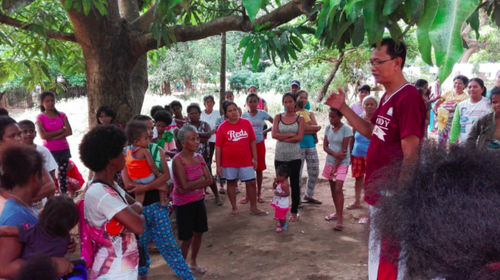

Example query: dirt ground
[147,136,370,280]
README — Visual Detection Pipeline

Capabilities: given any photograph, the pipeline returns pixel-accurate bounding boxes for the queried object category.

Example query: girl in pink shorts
[270,165,290,233]
[322,108,353,231]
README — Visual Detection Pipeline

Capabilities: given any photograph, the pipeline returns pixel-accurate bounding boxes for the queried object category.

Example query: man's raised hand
[324,88,346,110]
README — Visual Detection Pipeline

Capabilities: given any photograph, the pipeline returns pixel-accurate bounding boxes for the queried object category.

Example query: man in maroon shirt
[325,38,426,280]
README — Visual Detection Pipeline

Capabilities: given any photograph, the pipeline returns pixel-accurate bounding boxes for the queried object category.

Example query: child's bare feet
[230,209,238,216]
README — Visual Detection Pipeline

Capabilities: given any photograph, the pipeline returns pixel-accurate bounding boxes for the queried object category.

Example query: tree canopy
[0,0,498,124]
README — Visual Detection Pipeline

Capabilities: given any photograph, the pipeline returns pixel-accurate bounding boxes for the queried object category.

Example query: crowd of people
[0,37,499,280]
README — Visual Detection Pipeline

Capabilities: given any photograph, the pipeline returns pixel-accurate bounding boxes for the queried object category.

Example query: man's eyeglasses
[369,58,395,67]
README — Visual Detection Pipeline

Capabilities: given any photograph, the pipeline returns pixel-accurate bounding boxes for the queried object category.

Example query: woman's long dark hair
[39,91,60,116]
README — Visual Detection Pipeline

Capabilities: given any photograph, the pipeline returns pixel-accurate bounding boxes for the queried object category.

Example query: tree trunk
[162,81,171,95]
[316,50,344,102]
[66,1,147,128]
[183,77,193,95]
[220,32,226,114]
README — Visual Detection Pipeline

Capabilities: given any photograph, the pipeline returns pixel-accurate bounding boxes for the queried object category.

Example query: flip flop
[240,197,249,204]
[302,197,323,204]
[324,213,337,221]
[249,210,268,216]
[189,265,207,274]
[257,197,265,203]
[346,203,362,210]
[275,223,288,233]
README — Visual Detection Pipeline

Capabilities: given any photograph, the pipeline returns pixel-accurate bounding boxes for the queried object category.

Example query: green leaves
[239,27,305,70]
[383,0,404,16]
[363,0,385,45]
[428,0,477,82]
[242,0,266,22]
[63,0,108,15]
[416,0,438,65]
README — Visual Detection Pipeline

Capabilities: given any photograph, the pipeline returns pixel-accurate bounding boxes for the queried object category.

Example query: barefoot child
[270,165,290,233]
[125,121,165,204]
[322,108,353,231]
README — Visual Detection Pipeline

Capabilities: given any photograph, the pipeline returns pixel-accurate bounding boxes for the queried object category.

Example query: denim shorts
[221,166,255,182]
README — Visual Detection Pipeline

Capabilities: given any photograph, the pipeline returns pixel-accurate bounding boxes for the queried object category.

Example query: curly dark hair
[153,110,172,125]
[0,145,43,190]
[149,105,164,119]
[79,125,126,172]
[374,142,500,280]
[38,195,78,237]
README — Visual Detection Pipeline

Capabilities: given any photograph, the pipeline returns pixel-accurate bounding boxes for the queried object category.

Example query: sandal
[249,210,268,216]
[240,197,249,204]
[324,213,337,221]
[257,197,265,203]
[301,196,323,205]
[346,203,362,210]
[189,264,207,274]
[275,223,288,233]
[289,214,299,222]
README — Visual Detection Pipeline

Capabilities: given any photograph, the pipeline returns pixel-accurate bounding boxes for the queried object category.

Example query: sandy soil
[147,135,370,280]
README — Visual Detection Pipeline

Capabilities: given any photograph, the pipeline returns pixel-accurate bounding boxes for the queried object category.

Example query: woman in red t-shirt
[215,101,267,216]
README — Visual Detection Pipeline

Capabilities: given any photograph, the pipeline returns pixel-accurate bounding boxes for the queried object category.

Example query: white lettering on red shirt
[227,129,249,142]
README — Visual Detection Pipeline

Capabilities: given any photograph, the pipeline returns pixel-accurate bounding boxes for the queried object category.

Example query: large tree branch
[132,0,315,56]
[0,12,76,42]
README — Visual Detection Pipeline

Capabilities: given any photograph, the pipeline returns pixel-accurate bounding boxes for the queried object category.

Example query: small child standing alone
[270,165,290,233]
[125,121,165,204]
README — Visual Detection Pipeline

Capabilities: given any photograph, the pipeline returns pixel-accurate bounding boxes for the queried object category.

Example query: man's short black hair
[373,38,407,69]
[79,125,126,172]
[18,119,35,129]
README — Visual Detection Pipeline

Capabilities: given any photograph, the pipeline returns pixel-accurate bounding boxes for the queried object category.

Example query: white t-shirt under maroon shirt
[365,84,426,205]
[215,118,256,167]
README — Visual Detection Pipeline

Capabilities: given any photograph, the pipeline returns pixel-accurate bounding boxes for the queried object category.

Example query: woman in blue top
[347,95,377,210]
[0,144,73,278]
